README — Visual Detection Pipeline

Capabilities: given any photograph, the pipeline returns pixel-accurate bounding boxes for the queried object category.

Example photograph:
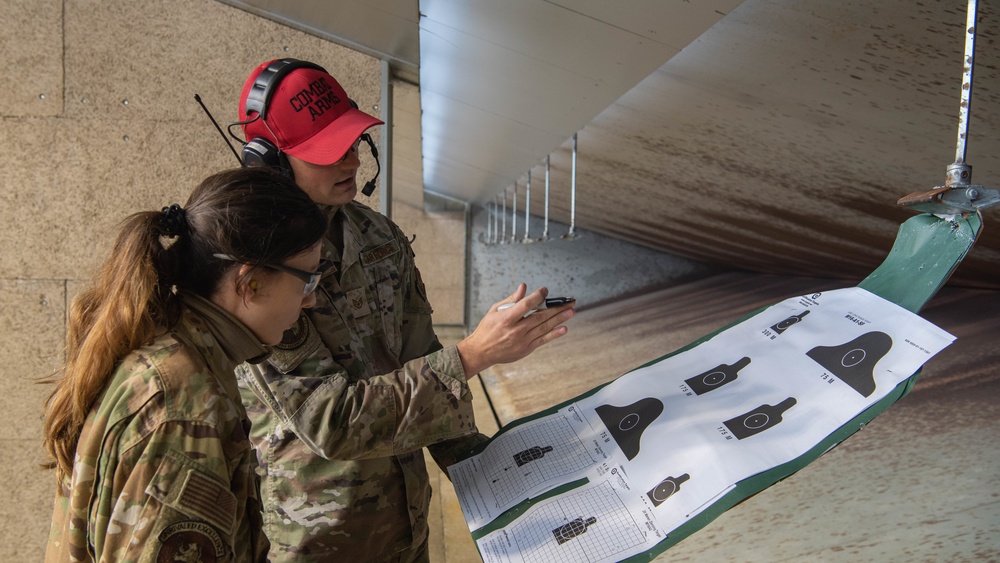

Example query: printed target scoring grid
[481,415,597,506]
[509,480,646,563]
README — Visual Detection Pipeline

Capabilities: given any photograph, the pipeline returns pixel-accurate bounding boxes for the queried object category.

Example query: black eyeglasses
[266,260,333,294]
[214,254,333,295]
[332,138,362,165]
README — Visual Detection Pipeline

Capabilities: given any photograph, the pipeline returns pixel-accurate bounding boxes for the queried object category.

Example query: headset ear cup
[242,138,281,168]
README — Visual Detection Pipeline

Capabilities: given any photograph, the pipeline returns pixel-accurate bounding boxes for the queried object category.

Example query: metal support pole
[522,170,533,243]
[492,196,500,244]
[562,133,579,240]
[897,0,999,214]
[501,191,507,244]
[540,155,550,241]
[485,203,493,245]
[510,183,518,244]
[379,60,393,219]
[947,0,978,188]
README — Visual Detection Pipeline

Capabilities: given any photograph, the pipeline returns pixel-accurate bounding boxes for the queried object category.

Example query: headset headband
[244,58,327,120]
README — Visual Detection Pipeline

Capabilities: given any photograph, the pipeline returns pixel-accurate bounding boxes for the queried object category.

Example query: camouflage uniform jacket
[236,201,487,562]
[46,294,270,562]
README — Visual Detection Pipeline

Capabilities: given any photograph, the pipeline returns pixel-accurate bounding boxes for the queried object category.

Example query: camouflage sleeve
[238,345,480,461]
[391,215,490,471]
[94,423,254,562]
[427,431,491,472]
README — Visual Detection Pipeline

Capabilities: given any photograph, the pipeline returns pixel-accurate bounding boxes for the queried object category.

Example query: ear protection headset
[236,58,381,195]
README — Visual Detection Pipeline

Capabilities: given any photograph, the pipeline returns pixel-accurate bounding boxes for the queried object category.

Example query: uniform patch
[276,315,310,350]
[360,241,398,265]
[347,288,371,317]
[156,521,225,562]
[413,267,431,305]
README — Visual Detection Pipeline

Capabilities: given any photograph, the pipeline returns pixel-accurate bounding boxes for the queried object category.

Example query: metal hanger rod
[954,0,978,166]
[523,170,532,241]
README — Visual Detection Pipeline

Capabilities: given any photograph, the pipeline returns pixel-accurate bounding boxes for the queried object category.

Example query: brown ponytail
[42,168,326,478]
[43,213,166,477]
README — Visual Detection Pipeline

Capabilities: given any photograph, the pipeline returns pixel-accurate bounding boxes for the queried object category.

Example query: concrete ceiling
[214,0,999,288]
[418,0,744,204]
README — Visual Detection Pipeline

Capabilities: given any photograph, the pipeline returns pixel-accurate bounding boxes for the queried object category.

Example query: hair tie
[161,204,188,237]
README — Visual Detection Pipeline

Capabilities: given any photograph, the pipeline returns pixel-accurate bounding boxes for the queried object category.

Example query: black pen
[497,296,575,312]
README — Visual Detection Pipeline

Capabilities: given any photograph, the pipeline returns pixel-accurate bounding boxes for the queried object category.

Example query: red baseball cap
[238,59,384,165]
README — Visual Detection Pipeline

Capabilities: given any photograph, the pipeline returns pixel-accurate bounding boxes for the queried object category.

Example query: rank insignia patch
[347,288,371,317]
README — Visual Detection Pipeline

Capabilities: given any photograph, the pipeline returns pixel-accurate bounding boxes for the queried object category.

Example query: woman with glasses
[42,167,326,562]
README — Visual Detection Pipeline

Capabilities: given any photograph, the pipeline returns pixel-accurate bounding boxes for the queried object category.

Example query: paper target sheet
[449,288,954,563]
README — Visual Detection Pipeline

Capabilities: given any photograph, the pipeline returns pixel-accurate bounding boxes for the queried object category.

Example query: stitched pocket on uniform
[364,260,403,357]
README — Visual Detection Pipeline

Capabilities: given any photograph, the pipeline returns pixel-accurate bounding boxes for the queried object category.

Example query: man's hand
[455,283,576,377]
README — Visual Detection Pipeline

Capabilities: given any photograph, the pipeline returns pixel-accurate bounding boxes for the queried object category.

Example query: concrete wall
[388,78,467,327]
[1,0,392,557]
[393,204,467,326]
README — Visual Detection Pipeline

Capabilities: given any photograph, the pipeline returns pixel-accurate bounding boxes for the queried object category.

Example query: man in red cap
[233,59,576,562]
